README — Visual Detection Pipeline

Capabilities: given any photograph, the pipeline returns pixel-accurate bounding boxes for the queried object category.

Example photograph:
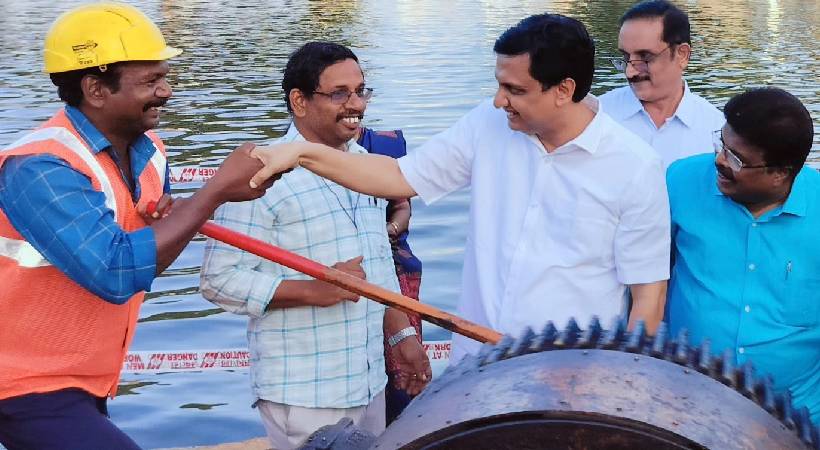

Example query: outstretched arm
[250,144,417,199]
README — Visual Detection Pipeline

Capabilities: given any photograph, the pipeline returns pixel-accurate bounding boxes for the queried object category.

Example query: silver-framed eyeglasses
[712,130,774,173]
[313,87,373,104]
[608,45,672,72]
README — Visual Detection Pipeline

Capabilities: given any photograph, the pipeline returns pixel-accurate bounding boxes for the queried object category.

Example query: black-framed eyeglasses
[712,130,778,173]
[608,45,672,72]
[312,87,373,104]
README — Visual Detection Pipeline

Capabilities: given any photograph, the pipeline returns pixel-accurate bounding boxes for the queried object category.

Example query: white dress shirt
[398,97,671,363]
[599,83,725,168]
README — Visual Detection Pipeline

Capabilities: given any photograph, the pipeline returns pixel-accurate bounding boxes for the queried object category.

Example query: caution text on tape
[123,340,451,374]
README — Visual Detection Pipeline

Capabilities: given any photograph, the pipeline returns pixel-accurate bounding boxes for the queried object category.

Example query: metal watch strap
[388,327,417,347]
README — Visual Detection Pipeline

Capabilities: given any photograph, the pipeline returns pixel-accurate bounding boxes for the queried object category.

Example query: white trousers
[256,390,386,450]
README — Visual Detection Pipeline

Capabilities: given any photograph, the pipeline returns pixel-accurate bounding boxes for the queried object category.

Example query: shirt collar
[546,95,605,155]
[780,167,810,217]
[284,122,367,154]
[620,80,697,128]
[711,164,810,218]
[64,105,111,154]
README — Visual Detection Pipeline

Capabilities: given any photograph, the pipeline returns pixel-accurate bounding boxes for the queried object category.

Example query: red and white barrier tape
[169,165,218,184]
[123,340,451,374]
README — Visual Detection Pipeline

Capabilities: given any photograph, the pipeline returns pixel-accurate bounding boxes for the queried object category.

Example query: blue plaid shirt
[201,125,397,408]
[0,106,169,304]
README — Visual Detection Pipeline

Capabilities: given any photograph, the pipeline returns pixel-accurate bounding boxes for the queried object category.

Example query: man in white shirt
[250,14,671,364]
[600,0,724,168]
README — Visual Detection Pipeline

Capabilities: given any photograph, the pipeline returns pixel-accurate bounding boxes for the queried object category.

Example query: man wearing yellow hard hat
[0,3,319,448]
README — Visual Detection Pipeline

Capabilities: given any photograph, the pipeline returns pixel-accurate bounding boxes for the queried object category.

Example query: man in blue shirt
[667,87,818,425]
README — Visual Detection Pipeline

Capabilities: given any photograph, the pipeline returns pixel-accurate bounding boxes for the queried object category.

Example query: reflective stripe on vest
[0,127,118,268]
[4,127,118,218]
[147,140,167,188]
[0,235,51,268]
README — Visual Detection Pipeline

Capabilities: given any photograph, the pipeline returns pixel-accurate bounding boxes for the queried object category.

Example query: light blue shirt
[200,125,396,408]
[667,153,820,424]
[600,83,725,168]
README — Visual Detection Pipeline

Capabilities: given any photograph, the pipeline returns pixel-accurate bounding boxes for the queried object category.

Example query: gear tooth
[718,348,736,387]
[601,318,625,350]
[673,328,689,365]
[696,340,712,374]
[650,322,668,357]
[625,320,646,353]
[757,375,777,414]
[554,318,581,349]
[505,327,536,358]
[739,361,756,399]
[482,335,514,366]
[577,317,603,349]
[777,390,796,429]
[794,406,813,444]
[529,321,558,352]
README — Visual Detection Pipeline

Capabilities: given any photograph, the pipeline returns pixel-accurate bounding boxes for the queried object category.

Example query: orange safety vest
[0,110,167,400]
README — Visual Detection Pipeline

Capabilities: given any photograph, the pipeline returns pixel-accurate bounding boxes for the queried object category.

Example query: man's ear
[675,43,691,70]
[290,89,308,118]
[555,78,577,106]
[771,166,795,186]
[80,75,109,109]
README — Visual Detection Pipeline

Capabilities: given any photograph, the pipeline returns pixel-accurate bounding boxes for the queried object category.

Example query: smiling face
[617,18,688,103]
[291,58,367,148]
[492,53,559,135]
[715,124,790,208]
[102,61,172,136]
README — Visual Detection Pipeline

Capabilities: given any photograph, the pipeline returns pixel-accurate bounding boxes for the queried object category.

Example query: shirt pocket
[548,212,616,266]
[784,276,820,327]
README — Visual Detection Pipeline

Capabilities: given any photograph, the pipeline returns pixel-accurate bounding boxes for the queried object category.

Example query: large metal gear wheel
[302,318,819,450]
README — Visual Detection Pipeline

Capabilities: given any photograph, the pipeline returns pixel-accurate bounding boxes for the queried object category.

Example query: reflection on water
[0,0,817,447]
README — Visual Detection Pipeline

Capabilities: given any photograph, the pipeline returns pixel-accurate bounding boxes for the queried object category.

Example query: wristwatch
[388,327,417,347]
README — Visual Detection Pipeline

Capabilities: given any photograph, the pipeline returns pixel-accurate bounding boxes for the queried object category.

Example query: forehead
[722,124,766,161]
[618,18,664,51]
[494,53,538,86]
[317,58,364,88]
[119,60,170,79]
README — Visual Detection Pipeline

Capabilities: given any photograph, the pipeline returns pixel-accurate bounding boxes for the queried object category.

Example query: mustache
[143,99,168,112]
[715,163,735,180]
[627,75,651,84]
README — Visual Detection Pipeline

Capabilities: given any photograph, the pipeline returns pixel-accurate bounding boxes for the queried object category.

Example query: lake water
[0,0,818,448]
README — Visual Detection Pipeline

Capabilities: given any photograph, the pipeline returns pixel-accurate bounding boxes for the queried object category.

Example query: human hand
[392,337,431,395]
[206,143,281,203]
[248,142,330,189]
[140,194,175,224]
[310,256,366,307]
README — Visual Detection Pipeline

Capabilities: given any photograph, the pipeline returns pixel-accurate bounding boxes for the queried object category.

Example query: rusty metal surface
[372,320,818,450]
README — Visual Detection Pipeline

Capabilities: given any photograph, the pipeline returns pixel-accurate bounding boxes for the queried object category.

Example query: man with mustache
[666,88,819,426]
[600,1,724,168]
[200,42,430,450]
[0,3,305,449]
[248,15,671,366]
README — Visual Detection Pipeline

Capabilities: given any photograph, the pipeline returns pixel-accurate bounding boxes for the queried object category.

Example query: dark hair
[282,42,359,113]
[620,1,691,46]
[49,63,123,107]
[724,88,813,173]
[493,14,595,102]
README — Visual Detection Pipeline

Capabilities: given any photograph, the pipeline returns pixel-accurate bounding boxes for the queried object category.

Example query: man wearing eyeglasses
[599,0,724,168]
[200,42,430,449]
[248,15,671,366]
[666,88,819,426]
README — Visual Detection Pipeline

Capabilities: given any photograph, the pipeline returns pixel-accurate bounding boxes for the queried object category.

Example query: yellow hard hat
[44,2,182,73]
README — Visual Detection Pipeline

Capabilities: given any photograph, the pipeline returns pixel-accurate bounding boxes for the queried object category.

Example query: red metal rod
[199,221,503,345]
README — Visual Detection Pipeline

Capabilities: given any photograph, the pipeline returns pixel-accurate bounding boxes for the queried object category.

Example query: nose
[492,88,508,109]
[624,60,641,79]
[346,91,366,110]
[156,78,172,99]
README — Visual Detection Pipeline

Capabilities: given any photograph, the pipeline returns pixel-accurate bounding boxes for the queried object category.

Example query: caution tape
[169,165,217,184]
[123,340,451,374]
